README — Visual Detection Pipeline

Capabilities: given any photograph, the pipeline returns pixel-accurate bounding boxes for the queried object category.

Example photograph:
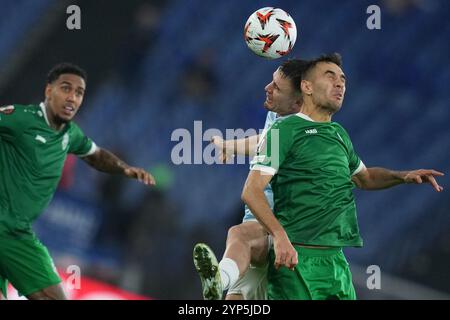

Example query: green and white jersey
[0,103,97,236]
[251,112,365,247]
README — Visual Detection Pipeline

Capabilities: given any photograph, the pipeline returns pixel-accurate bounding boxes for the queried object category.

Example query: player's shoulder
[2,103,41,112]
[266,111,277,122]
[276,113,309,128]
[0,103,40,117]
[266,115,302,139]
[0,104,16,115]
[263,111,278,129]
[331,121,355,143]
[331,121,350,135]
[66,121,85,136]
[269,115,291,129]
[69,119,83,129]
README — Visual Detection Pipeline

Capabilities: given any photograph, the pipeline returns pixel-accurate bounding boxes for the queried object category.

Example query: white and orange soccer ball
[244,7,297,59]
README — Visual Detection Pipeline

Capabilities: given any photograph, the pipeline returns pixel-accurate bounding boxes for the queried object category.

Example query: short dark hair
[302,53,343,79]
[47,62,87,84]
[279,59,309,92]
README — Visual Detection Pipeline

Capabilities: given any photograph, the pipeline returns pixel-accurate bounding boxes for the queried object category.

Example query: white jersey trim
[295,112,315,122]
[39,102,51,126]
[251,165,276,176]
[351,160,366,176]
[79,142,98,158]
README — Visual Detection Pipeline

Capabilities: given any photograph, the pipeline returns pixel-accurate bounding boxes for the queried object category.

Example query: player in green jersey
[241,53,444,300]
[193,59,308,300]
[0,63,155,300]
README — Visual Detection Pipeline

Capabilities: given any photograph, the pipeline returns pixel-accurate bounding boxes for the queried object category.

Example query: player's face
[308,62,346,112]
[45,74,85,123]
[264,69,301,116]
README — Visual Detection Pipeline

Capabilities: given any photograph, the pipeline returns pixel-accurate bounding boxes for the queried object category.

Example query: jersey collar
[275,113,291,121]
[39,102,51,126]
[296,112,315,122]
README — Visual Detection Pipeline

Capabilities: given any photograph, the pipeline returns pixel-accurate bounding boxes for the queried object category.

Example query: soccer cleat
[193,243,223,300]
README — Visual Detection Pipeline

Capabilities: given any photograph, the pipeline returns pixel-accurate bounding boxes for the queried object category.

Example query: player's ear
[301,80,312,96]
[44,84,52,100]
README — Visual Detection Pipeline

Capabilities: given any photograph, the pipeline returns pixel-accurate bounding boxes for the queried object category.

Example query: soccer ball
[244,7,297,59]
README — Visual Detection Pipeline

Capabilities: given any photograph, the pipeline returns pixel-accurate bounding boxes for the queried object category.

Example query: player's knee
[27,284,67,300]
[228,222,265,243]
[225,293,244,300]
[227,224,248,243]
[27,291,53,300]
[228,224,253,242]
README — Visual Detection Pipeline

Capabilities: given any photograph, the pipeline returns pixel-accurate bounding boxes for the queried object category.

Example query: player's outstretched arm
[211,135,260,163]
[352,167,444,192]
[242,170,298,271]
[81,148,155,186]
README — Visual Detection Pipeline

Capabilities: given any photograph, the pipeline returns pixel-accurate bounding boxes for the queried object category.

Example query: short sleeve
[250,120,293,176]
[337,126,365,176]
[68,122,97,157]
[0,105,23,141]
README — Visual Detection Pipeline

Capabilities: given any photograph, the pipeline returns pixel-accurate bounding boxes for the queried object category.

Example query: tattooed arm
[82,148,155,186]
[352,167,443,192]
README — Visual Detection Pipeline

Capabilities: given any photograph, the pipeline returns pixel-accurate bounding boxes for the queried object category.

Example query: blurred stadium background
[1,0,449,299]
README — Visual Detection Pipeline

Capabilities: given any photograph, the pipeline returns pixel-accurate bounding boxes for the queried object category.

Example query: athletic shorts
[0,233,61,298]
[227,235,273,300]
[267,246,356,300]
[227,263,268,300]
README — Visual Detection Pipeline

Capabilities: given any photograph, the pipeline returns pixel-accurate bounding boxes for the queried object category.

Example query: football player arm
[82,148,155,186]
[211,135,260,162]
[241,170,297,270]
[352,167,443,192]
[232,135,260,157]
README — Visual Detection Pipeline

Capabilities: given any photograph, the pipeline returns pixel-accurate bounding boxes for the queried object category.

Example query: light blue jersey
[242,112,277,222]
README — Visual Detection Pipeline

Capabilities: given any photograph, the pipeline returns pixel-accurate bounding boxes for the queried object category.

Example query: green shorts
[268,246,356,300]
[0,234,61,298]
